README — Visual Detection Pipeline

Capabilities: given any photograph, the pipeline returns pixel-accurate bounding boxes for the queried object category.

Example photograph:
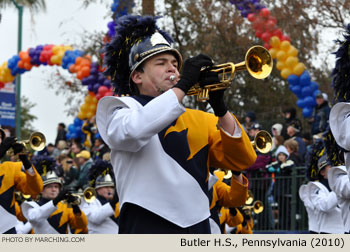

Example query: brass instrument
[15,192,31,204]
[6,132,46,156]
[245,190,254,205]
[187,45,273,101]
[251,130,272,154]
[242,200,264,215]
[82,187,97,203]
[67,187,97,206]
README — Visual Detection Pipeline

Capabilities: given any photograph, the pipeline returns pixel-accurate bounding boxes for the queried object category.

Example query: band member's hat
[329,102,350,151]
[32,155,62,186]
[103,15,182,95]
[88,160,115,189]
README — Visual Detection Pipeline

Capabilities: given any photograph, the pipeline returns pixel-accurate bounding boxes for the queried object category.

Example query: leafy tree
[20,95,37,139]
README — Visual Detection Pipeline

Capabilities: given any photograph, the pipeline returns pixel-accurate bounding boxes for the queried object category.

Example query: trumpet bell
[243,46,273,79]
[251,130,272,154]
[28,132,46,151]
[83,187,96,203]
[252,200,264,214]
[245,190,254,205]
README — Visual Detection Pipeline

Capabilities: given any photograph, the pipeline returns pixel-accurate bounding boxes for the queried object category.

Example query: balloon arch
[0,0,320,143]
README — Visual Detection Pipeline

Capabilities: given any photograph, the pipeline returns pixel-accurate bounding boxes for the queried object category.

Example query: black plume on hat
[31,155,56,177]
[305,139,325,181]
[331,24,350,103]
[88,160,114,187]
[323,127,344,167]
[103,15,175,95]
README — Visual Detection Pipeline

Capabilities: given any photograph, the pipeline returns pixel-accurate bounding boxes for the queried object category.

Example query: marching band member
[308,154,344,233]
[209,169,248,233]
[96,15,256,233]
[0,130,43,233]
[80,160,119,233]
[21,156,88,234]
[327,24,350,234]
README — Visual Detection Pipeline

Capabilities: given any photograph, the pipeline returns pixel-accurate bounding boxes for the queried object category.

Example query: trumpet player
[21,156,87,234]
[0,131,43,234]
[80,160,119,233]
[96,15,256,234]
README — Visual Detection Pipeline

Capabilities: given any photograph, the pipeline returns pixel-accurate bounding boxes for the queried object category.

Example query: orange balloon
[276,61,285,71]
[269,48,278,59]
[77,111,85,120]
[24,62,32,70]
[287,46,298,57]
[86,111,94,119]
[269,36,280,48]
[280,40,291,52]
[81,66,90,77]
[75,57,83,65]
[17,61,24,68]
[276,50,287,62]
[293,62,306,76]
[281,68,292,79]
[76,71,84,80]
[80,103,89,113]
[85,95,93,104]
[69,64,76,73]
[285,56,298,68]
[19,51,26,59]
[89,104,97,112]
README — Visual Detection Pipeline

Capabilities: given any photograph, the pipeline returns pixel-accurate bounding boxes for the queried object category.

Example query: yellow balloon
[280,41,291,52]
[52,46,61,55]
[86,111,94,119]
[269,48,278,59]
[89,104,97,112]
[287,46,298,57]
[269,36,281,48]
[91,96,98,104]
[276,61,285,71]
[281,68,292,79]
[85,95,93,104]
[293,62,306,76]
[77,111,85,120]
[285,56,299,68]
[80,103,89,113]
[276,50,287,62]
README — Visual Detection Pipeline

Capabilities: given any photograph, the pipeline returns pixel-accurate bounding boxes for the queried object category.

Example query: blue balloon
[287,74,299,86]
[310,81,319,91]
[296,98,306,108]
[299,71,311,86]
[74,117,83,127]
[304,96,314,107]
[68,124,76,133]
[301,86,313,96]
[291,86,302,96]
[302,107,313,118]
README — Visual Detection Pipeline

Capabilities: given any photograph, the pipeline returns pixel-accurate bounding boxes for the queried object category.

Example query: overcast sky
[0,0,112,144]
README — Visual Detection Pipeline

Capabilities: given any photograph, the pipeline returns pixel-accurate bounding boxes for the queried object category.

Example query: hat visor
[329,102,350,150]
[129,48,183,82]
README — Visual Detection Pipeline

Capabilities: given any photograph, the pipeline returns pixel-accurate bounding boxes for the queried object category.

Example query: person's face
[131,53,180,97]
[96,186,114,201]
[277,153,287,163]
[287,126,294,137]
[71,144,80,154]
[321,165,331,179]
[285,112,291,119]
[42,183,61,200]
[316,97,324,106]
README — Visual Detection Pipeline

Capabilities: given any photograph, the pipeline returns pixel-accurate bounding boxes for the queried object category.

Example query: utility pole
[11,0,23,140]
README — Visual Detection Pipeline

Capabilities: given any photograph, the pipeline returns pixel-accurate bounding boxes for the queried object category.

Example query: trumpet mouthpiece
[170,75,176,82]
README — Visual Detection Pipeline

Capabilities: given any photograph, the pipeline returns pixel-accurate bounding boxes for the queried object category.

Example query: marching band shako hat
[103,15,183,96]
[0,127,5,141]
[305,139,325,181]
[331,24,350,103]
[88,160,115,189]
[32,155,62,186]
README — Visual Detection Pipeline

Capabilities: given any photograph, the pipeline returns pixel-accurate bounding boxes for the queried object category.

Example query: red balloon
[255,29,263,38]
[96,93,103,100]
[261,32,272,43]
[272,29,283,39]
[0,82,5,89]
[281,35,291,42]
[268,16,277,25]
[265,20,276,32]
[260,8,270,18]
[247,13,256,22]
[104,91,114,97]
[263,42,271,50]
[98,86,109,95]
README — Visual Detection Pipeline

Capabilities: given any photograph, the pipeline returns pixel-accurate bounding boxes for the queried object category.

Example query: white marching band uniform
[80,199,119,234]
[308,181,345,233]
[298,184,318,233]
